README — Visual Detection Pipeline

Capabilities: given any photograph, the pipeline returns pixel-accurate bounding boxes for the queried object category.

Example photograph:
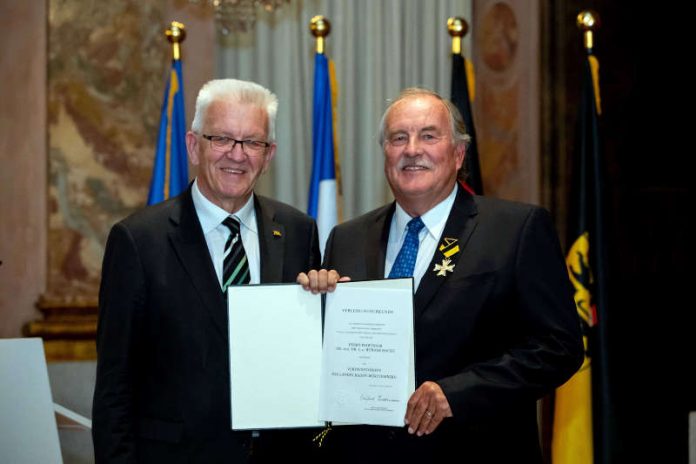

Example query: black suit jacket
[321,187,583,463]
[92,187,320,463]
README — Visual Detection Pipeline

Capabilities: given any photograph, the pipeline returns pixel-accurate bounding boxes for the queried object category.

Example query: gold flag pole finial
[310,16,331,55]
[576,10,600,53]
[447,17,468,55]
[166,21,187,61]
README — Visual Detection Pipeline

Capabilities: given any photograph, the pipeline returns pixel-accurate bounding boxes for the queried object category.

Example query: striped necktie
[222,216,250,291]
[388,216,425,278]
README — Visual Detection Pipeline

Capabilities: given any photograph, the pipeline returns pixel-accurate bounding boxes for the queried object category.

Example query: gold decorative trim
[43,340,97,361]
[23,293,98,360]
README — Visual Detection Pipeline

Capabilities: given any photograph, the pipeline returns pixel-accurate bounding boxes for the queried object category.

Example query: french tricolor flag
[308,52,338,256]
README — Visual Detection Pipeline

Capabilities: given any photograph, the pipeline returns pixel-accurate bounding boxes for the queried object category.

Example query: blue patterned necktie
[222,216,250,291]
[388,216,425,278]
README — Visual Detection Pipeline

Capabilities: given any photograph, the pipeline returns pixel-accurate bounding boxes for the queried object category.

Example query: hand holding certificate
[227,278,414,429]
[319,279,415,426]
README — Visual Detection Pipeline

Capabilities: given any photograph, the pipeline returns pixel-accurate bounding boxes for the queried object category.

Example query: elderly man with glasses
[93,79,321,463]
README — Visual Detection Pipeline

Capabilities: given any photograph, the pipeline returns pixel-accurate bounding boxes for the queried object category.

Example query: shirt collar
[191,178,257,234]
[394,184,458,240]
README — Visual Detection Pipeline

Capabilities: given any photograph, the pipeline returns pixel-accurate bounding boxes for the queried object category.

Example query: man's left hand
[296,269,349,294]
[404,381,453,436]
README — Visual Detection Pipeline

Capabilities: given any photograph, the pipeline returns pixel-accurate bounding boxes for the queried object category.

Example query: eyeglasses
[202,134,270,155]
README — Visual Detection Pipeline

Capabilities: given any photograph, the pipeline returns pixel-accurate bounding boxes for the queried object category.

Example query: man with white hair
[93,79,320,463]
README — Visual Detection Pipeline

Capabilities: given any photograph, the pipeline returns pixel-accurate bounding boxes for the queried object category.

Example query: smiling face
[186,99,276,213]
[382,95,465,217]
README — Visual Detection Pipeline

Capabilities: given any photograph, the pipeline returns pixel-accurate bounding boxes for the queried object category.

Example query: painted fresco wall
[474,0,540,204]
[47,1,170,299]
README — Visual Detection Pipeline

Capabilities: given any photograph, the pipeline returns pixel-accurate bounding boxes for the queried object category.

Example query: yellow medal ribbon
[312,423,332,447]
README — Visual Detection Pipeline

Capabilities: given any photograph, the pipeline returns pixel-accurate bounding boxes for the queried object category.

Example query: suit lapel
[168,188,228,337]
[414,188,479,319]
[365,203,394,280]
[255,196,285,283]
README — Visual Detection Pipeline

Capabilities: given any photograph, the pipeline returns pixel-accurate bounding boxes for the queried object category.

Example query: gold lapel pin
[273,230,282,237]
[438,237,460,258]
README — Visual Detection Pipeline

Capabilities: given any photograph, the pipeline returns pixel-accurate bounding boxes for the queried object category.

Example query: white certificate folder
[227,278,415,430]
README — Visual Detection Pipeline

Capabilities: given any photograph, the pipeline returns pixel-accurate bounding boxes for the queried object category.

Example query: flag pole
[447,17,476,108]
[147,21,188,205]
[161,21,186,202]
[577,10,600,54]
[309,15,343,225]
[166,21,186,61]
[447,16,466,55]
[447,16,483,195]
[552,9,609,464]
[577,10,613,464]
[577,11,602,115]
[310,15,330,54]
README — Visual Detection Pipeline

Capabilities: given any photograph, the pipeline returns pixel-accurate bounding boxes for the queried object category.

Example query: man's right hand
[296,269,350,294]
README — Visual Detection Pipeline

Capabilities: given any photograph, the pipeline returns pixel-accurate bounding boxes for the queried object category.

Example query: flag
[147,59,188,205]
[451,52,483,195]
[308,52,340,254]
[552,51,612,464]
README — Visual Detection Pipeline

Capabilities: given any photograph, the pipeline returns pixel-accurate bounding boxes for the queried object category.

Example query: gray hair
[190,79,279,142]
[378,87,470,148]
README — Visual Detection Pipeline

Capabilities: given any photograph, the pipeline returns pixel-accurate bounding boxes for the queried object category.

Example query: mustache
[397,159,432,170]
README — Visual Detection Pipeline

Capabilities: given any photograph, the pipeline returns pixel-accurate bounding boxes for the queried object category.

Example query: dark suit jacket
[92,187,320,463]
[320,187,583,463]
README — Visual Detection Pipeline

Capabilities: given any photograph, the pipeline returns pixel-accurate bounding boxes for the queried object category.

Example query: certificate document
[227,278,414,429]
[319,278,415,427]
[228,284,324,430]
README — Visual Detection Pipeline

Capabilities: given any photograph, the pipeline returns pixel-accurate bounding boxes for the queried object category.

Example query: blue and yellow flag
[308,52,340,255]
[147,59,188,205]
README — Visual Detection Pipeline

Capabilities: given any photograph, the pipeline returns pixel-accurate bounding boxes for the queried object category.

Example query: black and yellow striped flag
[451,52,483,195]
[552,16,612,464]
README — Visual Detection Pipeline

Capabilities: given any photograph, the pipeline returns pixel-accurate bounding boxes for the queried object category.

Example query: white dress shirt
[384,185,458,291]
[191,179,261,287]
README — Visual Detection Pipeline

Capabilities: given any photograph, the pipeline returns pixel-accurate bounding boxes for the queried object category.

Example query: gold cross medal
[434,237,460,276]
